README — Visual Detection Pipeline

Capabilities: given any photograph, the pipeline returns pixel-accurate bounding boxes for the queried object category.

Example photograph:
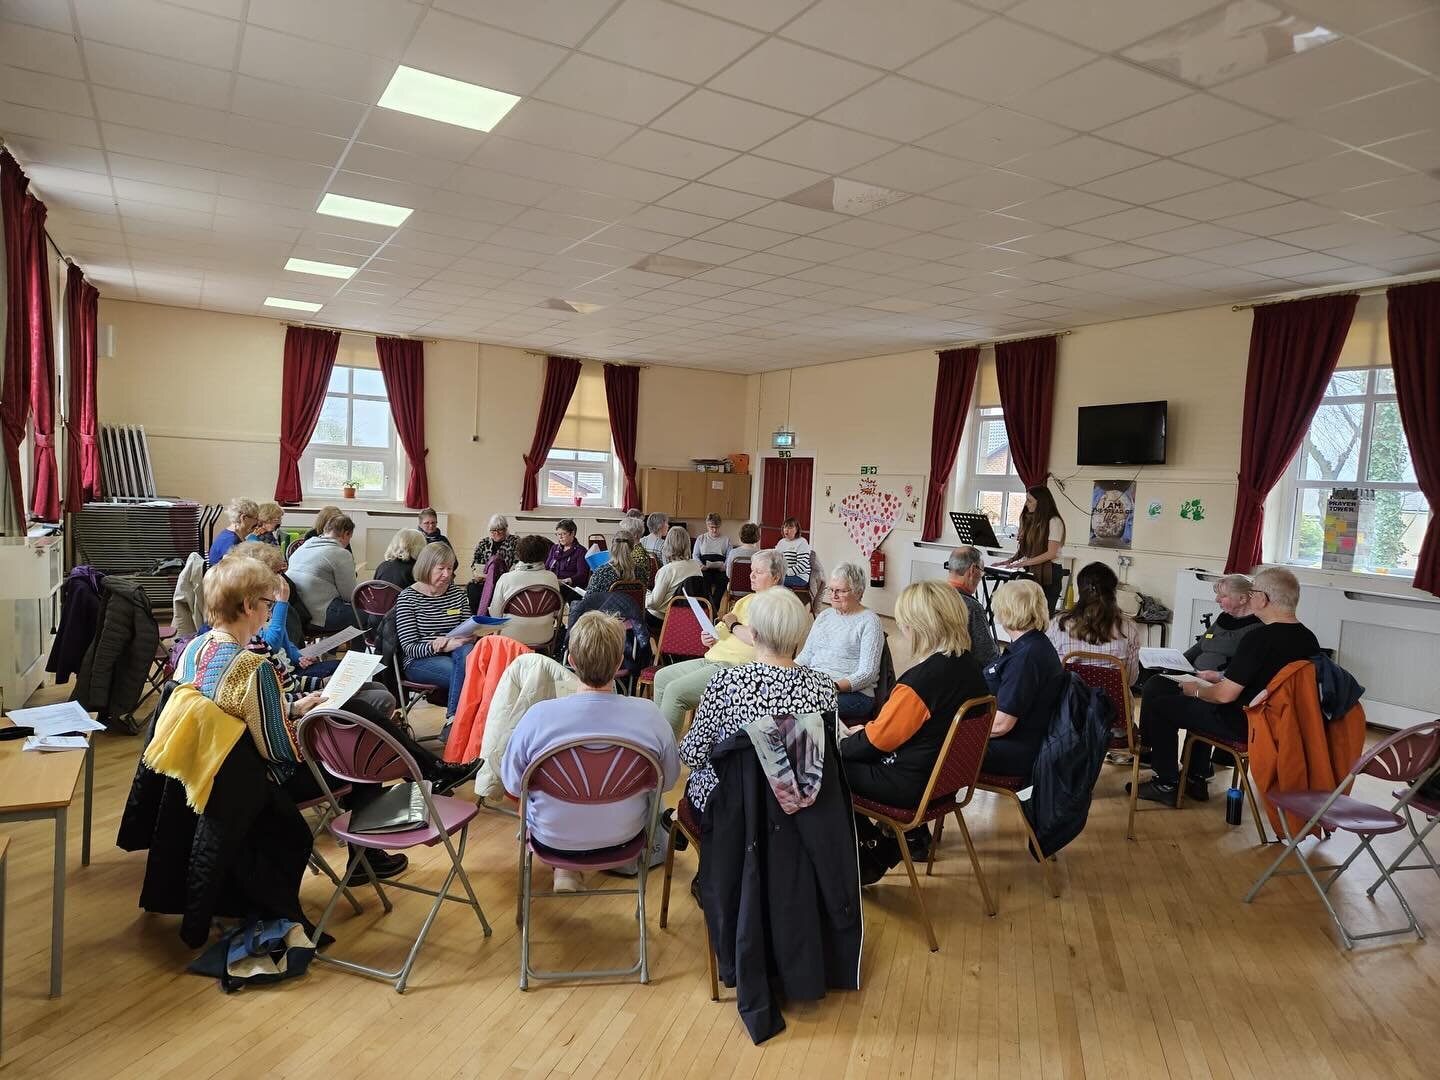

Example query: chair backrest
[657,595,711,661]
[609,579,646,606]
[587,533,607,550]
[352,578,401,620]
[729,557,753,594]
[504,584,562,618]
[1062,651,1131,736]
[522,738,662,806]
[918,695,996,815]
[788,584,813,608]
[297,708,419,786]
[1353,720,1440,786]
[285,537,304,559]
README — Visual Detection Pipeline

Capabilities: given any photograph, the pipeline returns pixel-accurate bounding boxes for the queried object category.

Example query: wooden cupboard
[639,468,751,522]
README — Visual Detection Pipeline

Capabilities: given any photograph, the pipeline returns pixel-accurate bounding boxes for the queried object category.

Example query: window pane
[1374,368,1396,394]
[313,457,348,490]
[1363,490,1429,576]
[327,367,349,393]
[574,449,609,462]
[313,396,348,444]
[976,490,1003,527]
[546,469,577,501]
[352,398,391,448]
[1366,401,1416,483]
[352,368,386,396]
[1298,403,1363,481]
[349,460,385,490]
[976,418,1012,475]
[1325,370,1367,396]
[1002,492,1024,535]
[1289,488,1327,567]
[575,470,605,501]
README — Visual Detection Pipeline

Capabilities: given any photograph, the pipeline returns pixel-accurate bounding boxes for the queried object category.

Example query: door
[759,457,813,547]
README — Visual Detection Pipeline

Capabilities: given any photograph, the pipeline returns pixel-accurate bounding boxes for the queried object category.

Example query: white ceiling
[2,0,1438,372]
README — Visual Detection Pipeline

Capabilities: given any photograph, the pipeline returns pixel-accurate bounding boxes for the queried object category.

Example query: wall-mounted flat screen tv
[1077,400,1167,466]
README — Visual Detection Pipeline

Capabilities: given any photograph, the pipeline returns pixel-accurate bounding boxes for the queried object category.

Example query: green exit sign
[860,465,877,475]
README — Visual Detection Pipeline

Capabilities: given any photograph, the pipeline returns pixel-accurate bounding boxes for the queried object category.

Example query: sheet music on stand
[949,511,1001,549]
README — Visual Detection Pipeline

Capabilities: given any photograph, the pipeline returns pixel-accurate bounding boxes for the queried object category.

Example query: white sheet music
[7,701,106,736]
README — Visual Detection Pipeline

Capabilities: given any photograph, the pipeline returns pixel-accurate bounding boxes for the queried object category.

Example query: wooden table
[0,734,94,998]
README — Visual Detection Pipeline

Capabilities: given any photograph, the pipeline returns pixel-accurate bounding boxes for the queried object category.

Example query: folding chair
[515,738,664,990]
[659,796,719,1001]
[1177,730,1269,845]
[297,709,492,992]
[974,772,1061,898]
[1062,652,1139,839]
[853,696,998,951]
[351,578,399,653]
[1367,783,1440,895]
[501,585,563,656]
[294,788,366,918]
[1244,720,1440,949]
[637,596,711,699]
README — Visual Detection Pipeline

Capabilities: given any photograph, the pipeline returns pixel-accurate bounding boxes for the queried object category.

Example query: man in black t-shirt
[1136,567,1320,806]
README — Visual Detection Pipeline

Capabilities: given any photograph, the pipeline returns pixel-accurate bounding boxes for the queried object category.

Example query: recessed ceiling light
[542,299,605,314]
[1123,0,1337,87]
[284,257,358,279]
[317,192,413,227]
[784,178,909,216]
[378,64,520,132]
[264,296,324,313]
[630,254,715,277]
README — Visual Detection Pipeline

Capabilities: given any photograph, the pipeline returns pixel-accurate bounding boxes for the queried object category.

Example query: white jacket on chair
[476,653,580,800]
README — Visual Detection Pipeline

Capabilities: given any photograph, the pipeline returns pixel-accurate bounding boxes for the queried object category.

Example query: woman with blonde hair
[207,496,259,566]
[982,579,1064,778]
[376,528,426,589]
[246,502,284,546]
[645,525,702,622]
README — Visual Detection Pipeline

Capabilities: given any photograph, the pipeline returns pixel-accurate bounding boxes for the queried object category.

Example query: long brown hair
[1018,485,1063,557]
[1057,562,1126,645]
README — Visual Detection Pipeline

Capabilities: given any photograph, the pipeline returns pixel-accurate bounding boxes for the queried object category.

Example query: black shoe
[1127,779,1179,807]
[346,849,408,884]
[429,758,482,796]
[689,873,702,907]
[905,828,931,863]
[1184,776,1210,802]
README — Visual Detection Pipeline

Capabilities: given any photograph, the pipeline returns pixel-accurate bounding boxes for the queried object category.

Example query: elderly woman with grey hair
[467,512,519,610]
[796,561,886,721]
[640,511,669,558]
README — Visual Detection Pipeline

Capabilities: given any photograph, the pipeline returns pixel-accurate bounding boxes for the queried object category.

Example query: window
[540,362,618,508]
[961,405,1025,539]
[1279,367,1429,576]
[301,365,400,500]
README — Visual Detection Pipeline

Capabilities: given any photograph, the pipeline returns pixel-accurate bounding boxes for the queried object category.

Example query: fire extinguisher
[869,547,886,589]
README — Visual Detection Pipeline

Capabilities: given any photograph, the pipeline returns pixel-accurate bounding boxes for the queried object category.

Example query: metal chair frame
[515,738,664,990]
[1367,788,1440,894]
[1061,651,1140,839]
[658,799,719,1001]
[973,774,1062,899]
[1243,720,1440,949]
[297,709,493,992]
[1177,731,1270,845]
[294,789,367,918]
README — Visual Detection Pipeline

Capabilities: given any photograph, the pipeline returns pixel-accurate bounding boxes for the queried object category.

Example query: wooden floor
[2,670,1438,1080]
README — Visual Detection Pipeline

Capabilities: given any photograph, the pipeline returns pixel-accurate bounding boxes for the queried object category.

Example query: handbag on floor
[187,919,316,992]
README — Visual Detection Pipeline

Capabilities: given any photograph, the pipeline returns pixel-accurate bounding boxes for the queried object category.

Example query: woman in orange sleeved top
[841,580,990,884]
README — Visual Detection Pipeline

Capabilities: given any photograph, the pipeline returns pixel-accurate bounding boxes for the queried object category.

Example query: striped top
[176,629,298,780]
[395,583,471,661]
[1046,613,1141,685]
[775,536,812,581]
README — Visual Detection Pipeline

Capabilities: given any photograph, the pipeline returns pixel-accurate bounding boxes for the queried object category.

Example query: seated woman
[395,541,478,720]
[177,556,407,881]
[645,526,703,623]
[375,528,426,589]
[489,534,564,648]
[546,518,590,600]
[681,588,835,817]
[1185,573,1260,672]
[225,541,337,678]
[796,562,885,721]
[245,501,284,546]
[726,522,760,577]
[1046,561,1141,684]
[467,513,519,613]
[417,507,449,548]
[585,534,640,596]
[843,580,990,880]
[207,496,258,566]
[501,611,679,891]
[693,512,732,613]
[301,505,341,544]
[775,517,813,588]
[618,519,656,587]
[640,512,669,559]
[983,579,1065,779]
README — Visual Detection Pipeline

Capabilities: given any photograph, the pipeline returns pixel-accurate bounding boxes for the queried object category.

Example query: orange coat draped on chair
[1245,660,1366,837]
[443,634,530,763]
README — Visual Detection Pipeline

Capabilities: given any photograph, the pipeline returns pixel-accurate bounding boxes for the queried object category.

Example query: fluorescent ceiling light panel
[784,178,909,216]
[264,296,324,313]
[630,254,715,277]
[284,257,358,279]
[378,65,521,132]
[542,299,605,314]
[317,192,413,227]
[1123,0,1337,87]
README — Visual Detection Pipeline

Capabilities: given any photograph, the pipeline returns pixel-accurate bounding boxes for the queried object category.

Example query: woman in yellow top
[998,485,1066,613]
[650,548,782,733]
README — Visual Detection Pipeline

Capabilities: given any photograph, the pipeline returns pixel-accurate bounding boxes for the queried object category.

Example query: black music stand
[949,511,1001,549]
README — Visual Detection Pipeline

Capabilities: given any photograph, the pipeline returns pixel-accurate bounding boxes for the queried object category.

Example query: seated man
[285,512,357,631]
[651,548,781,733]
[1135,567,1319,806]
[502,611,680,891]
[946,544,998,669]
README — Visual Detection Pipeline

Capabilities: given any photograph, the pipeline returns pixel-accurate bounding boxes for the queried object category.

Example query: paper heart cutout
[838,486,903,558]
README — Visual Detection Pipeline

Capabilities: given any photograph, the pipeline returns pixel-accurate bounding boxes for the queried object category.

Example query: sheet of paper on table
[318,650,384,709]
[1140,647,1194,672]
[299,624,366,659]
[24,734,90,752]
[7,700,106,736]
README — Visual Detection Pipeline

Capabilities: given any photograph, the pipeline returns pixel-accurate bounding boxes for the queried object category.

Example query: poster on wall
[1090,479,1136,549]
[822,472,923,559]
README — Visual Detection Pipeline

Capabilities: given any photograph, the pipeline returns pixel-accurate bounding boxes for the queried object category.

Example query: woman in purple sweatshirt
[546,518,591,598]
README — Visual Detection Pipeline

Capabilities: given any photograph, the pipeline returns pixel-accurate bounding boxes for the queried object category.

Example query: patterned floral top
[177,629,298,781]
[680,661,838,813]
[470,533,519,575]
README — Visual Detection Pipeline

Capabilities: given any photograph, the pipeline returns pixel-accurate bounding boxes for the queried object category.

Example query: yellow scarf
[143,683,246,812]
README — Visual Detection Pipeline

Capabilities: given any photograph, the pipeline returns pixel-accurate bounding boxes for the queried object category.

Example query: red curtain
[519,355,582,511]
[1,150,31,525]
[376,336,429,509]
[25,194,59,522]
[603,363,640,509]
[64,263,101,510]
[274,326,341,504]
[1224,294,1358,573]
[995,335,1057,488]
[1387,281,1440,596]
[923,347,980,541]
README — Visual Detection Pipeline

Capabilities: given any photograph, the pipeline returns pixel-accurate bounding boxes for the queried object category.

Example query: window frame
[539,445,622,510]
[1270,365,1428,577]
[299,364,403,502]
[955,404,1026,541]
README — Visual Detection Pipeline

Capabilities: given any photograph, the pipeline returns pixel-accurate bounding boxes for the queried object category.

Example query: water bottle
[1225,787,1243,826]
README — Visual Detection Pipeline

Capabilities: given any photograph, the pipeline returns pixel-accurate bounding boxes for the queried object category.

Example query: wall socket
[1117,554,1133,567]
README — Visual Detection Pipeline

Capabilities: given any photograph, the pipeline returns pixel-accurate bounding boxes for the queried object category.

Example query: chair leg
[636,831,652,985]
[659,817,679,929]
[310,851,364,917]
[1244,815,1305,905]
[891,824,939,952]
[927,816,944,877]
[705,929,719,1002]
[520,847,534,990]
[1010,792,1060,898]
[1175,735,1196,810]
[1126,750,1140,841]
[953,809,997,918]
[440,826,491,936]
[1236,759,1270,845]
[1367,807,1440,896]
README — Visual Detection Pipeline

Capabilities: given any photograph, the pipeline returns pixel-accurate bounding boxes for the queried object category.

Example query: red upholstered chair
[974,768,1062,900]
[608,579,646,609]
[724,557,753,616]
[587,534,607,551]
[853,696,998,951]
[1177,730,1269,845]
[515,738,665,989]
[636,596,711,699]
[1062,652,1139,839]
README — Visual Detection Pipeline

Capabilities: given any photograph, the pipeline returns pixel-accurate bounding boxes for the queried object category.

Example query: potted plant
[341,481,357,500]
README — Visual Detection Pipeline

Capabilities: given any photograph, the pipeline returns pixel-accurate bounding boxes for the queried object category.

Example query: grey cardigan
[286,536,356,622]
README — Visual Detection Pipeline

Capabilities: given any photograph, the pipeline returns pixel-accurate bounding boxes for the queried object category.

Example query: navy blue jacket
[1023,671,1113,857]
